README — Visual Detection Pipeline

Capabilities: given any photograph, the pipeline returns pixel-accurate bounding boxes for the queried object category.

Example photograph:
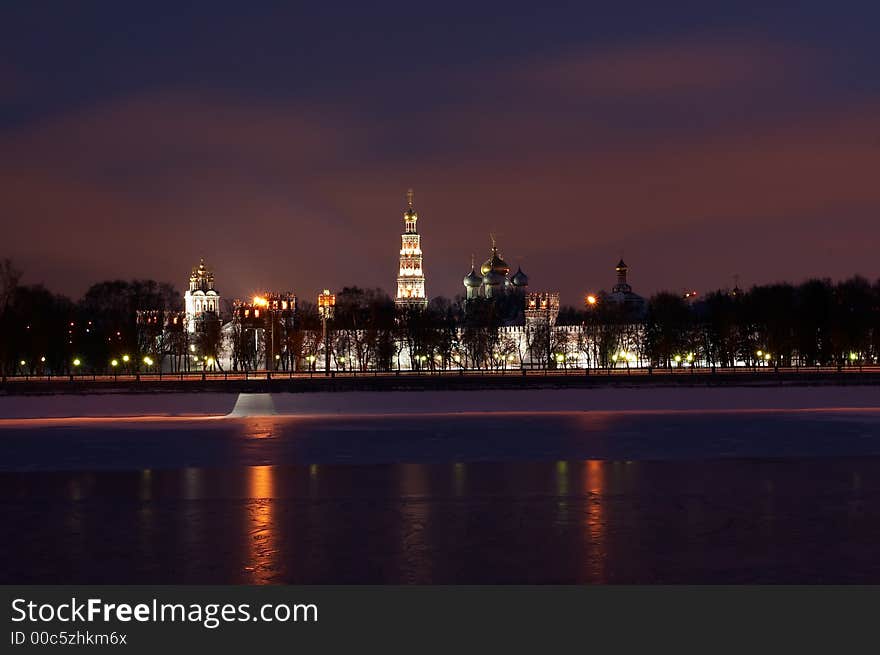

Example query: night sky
[3,1,879,305]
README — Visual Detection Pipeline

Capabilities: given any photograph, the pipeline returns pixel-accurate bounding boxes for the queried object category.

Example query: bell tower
[184,258,221,333]
[395,189,428,308]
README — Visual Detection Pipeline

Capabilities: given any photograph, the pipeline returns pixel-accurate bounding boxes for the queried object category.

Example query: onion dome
[483,270,504,287]
[510,266,529,287]
[480,246,510,277]
[463,268,482,288]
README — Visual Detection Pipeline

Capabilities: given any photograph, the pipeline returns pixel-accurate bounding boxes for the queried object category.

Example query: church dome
[480,247,510,277]
[463,268,482,288]
[483,270,504,287]
[510,266,529,287]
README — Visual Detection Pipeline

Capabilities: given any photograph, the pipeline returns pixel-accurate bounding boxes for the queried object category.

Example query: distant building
[525,291,560,327]
[396,189,428,309]
[230,292,297,371]
[462,236,529,300]
[604,259,646,316]
[184,258,221,333]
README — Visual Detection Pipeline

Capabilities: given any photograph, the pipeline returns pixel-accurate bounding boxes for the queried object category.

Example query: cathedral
[463,237,529,300]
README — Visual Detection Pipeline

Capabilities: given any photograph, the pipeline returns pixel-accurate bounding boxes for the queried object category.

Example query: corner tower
[395,189,428,308]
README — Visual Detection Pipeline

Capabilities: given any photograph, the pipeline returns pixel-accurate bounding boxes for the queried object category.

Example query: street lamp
[318,289,336,376]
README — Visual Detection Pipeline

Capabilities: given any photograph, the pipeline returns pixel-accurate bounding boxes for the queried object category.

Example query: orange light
[252,296,268,307]
[586,294,597,306]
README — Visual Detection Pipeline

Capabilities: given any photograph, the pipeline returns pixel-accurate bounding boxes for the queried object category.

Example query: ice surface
[1,385,879,420]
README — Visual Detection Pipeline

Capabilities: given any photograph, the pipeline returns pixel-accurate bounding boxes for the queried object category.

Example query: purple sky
[2,2,879,305]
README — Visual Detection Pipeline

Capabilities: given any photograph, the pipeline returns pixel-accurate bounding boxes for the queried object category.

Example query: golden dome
[480,247,509,277]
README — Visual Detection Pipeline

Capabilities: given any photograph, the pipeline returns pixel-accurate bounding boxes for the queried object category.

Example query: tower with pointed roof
[395,189,428,308]
[607,258,646,317]
[613,258,631,294]
[184,258,221,333]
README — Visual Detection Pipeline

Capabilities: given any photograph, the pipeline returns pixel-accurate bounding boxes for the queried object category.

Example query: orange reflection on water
[584,460,607,583]
[244,465,279,584]
[241,417,277,439]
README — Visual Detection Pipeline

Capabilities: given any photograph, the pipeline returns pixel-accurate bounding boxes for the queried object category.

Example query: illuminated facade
[525,292,560,327]
[230,292,297,371]
[396,189,428,308]
[184,258,221,333]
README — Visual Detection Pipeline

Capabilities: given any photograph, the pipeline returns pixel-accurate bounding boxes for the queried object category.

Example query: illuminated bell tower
[395,189,428,308]
[184,258,220,333]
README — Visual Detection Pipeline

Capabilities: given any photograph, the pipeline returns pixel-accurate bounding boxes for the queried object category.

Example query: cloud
[515,37,816,97]
[2,37,879,305]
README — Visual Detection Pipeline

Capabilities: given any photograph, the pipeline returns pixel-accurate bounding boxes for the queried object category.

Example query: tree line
[2,256,879,375]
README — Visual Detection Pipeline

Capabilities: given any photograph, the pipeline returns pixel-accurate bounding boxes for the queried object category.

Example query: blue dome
[510,267,529,287]
[463,268,482,287]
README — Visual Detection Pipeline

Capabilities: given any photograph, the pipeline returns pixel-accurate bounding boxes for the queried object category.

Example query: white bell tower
[395,189,428,308]
[184,258,220,332]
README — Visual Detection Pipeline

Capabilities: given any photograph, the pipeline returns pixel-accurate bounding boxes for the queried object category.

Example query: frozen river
[2,388,880,583]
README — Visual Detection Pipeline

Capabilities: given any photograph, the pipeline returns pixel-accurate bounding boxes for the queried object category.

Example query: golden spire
[406,188,414,208]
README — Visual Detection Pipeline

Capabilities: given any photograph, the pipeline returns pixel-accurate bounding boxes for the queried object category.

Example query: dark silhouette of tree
[645,292,692,367]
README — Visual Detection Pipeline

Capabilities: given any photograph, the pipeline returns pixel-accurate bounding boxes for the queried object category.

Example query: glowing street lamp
[122,355,130,363]
[585,294,598,307]
[674,354,682,365]
[111,359,119,367]
[73,358,81,367]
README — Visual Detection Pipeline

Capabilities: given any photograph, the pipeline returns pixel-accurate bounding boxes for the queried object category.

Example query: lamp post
[318,289,336,377]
